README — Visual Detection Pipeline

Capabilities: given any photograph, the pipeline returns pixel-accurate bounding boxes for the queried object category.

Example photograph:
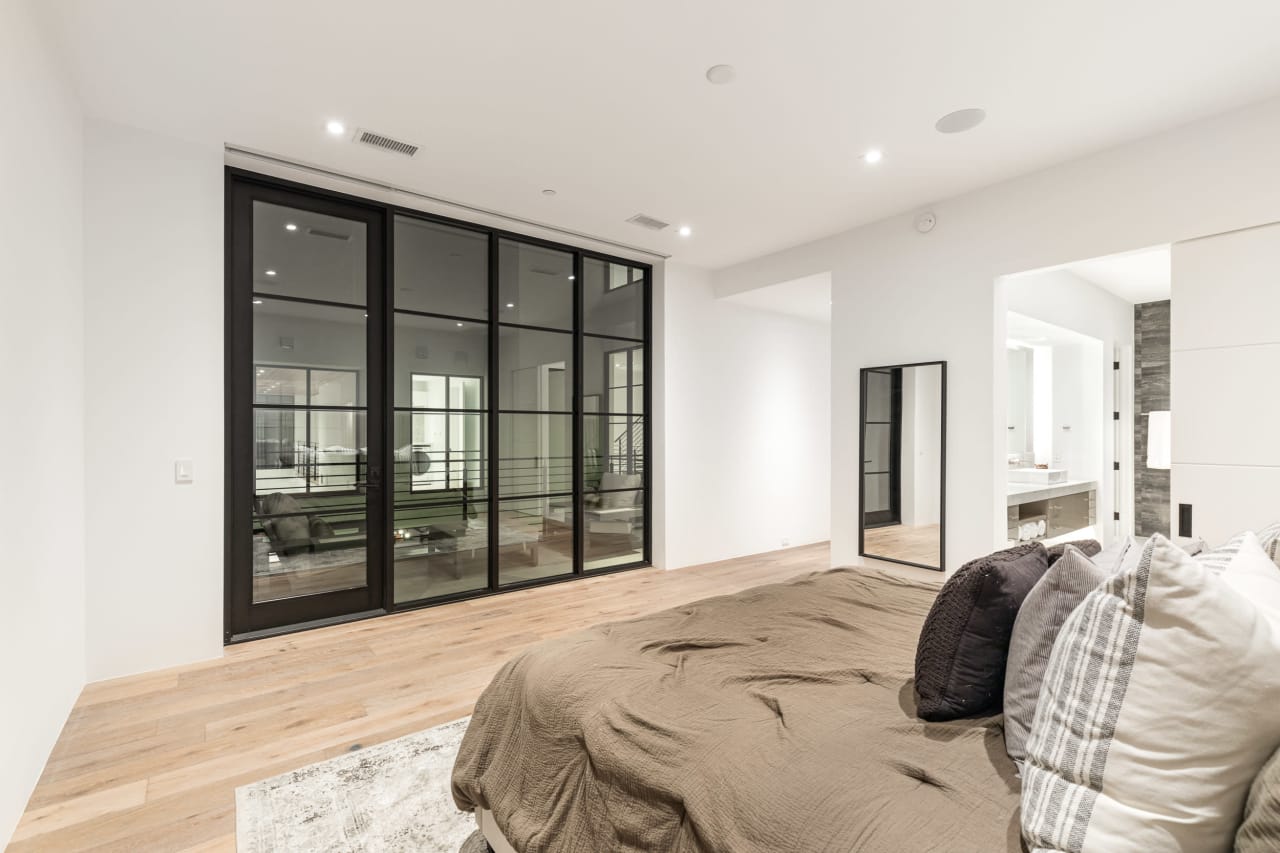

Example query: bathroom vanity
[1007,477,1096,543]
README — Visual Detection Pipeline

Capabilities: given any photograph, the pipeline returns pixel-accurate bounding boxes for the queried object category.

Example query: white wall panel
[1172,345,1280,468]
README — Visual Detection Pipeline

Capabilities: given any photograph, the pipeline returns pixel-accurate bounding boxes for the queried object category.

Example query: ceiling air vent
[353,128,419,158]
[626,213,670,232]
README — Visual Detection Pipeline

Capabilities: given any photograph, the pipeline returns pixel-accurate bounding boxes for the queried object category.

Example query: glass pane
[583,415,644,491]
[311,370,359,406]
[583,338,641,412]
[254,408,306,494]
[254,299,368,406]
[394,216,488,319]
[253,201,367,306]
[393,503,488,603]
[308,411,366,491]
[498,239,573,331]
[499,413,571,496]
[393,411,487,495]
[498,326,572,411]
[865,370,893,422]
[393,313,487,408]
[583,257,644,339]
[864,472,890,513]
[497,498,573,585]
[585,496,644,571]
[255,366,307,404]
[253,491,367,603]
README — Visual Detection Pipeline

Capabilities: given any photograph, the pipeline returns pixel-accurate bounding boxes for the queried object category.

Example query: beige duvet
[451,568,1021,852]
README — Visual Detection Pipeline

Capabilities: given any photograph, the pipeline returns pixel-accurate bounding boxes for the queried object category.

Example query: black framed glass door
[227,170,651,641]
[227,178,387,637]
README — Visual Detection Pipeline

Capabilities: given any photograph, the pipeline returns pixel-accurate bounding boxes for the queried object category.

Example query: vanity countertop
[1006,478,1097,506]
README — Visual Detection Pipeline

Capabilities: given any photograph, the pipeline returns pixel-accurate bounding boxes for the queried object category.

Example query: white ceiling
[1007,311,1097,348]
[39,0,1280,269]
[722,273,832,323]
[1065,246,1172,304]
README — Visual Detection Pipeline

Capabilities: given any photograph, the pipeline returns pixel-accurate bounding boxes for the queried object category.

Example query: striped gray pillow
[1237,746,1280,852]
[1003,546,1106,765]
[1021,534,1280,852]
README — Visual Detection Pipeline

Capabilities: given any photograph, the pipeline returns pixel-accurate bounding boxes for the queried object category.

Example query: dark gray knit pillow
[914,542,1049,721]
[1045,539,1101,566]
[1003,545,1107,763]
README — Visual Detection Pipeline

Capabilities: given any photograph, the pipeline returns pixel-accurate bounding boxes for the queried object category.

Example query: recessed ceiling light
[863,149,883,164]
[252,299,263,305]
[705,64,736,85]
[568,275,575,281]
[456,322,464,327]
[935,108,987,134]
[284,223,298,232]
[325,120,346,136]
[265,269,277,276]
[678,225,692,237]
[541,189,557,197]
[506,303,515,308]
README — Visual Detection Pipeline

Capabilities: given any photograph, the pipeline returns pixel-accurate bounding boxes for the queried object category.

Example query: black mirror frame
[857,360,947,572]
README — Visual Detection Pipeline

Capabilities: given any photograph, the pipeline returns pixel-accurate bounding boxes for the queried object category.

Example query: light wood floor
[11,543,833,852]
[863,523,942,567]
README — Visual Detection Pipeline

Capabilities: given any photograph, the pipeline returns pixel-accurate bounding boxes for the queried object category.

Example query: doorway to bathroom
[1000,245,1171,549]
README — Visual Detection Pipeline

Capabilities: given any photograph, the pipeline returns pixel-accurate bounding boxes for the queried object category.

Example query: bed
[450,567,1021,852]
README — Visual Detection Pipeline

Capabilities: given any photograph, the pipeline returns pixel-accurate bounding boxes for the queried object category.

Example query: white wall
[84,118,225,680]
[1172,222,1280,544]
[0,1,86,843]
[714,96,1280,573]
[657,262,831,569]
[1007,270,1134,543]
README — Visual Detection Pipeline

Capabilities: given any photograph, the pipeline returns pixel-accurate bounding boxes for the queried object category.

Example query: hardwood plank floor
[12,543,834,852]
[863,523,941,567]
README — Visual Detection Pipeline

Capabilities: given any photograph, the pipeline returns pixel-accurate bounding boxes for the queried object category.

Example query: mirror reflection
[860,362,946,570]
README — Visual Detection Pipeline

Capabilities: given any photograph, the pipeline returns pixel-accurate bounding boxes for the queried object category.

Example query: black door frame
[225,168,652,642]
[225,174,388,638]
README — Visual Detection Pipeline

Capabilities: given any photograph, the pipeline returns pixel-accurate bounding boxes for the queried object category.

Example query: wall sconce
[1147,410,1171,470]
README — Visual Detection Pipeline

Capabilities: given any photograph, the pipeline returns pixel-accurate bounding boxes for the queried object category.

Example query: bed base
[476,807,518,853]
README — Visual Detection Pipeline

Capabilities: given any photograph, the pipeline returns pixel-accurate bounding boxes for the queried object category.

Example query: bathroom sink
[1008,468,1067,484]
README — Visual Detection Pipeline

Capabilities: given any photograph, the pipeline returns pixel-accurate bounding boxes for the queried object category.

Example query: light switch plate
[175,459,194,484]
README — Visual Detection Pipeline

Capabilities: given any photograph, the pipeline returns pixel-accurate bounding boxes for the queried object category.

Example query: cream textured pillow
[1021,533,1280,853]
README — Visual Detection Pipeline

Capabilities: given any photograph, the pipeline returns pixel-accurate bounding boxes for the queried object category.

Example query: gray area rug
[236,716,488,853]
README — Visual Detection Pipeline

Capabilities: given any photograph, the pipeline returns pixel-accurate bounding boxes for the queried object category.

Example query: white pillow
[1021,533,1280,853]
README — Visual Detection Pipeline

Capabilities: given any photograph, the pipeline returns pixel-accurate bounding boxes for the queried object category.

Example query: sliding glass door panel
[228,179,386,638]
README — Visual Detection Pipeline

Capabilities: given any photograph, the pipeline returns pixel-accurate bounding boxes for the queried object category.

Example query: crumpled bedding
[451,567,1021,852]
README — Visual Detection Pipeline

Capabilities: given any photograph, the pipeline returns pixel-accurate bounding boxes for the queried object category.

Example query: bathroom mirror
[859,361,946,571]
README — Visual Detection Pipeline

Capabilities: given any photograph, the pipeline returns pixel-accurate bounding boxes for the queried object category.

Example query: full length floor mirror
[859,361,946,571]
